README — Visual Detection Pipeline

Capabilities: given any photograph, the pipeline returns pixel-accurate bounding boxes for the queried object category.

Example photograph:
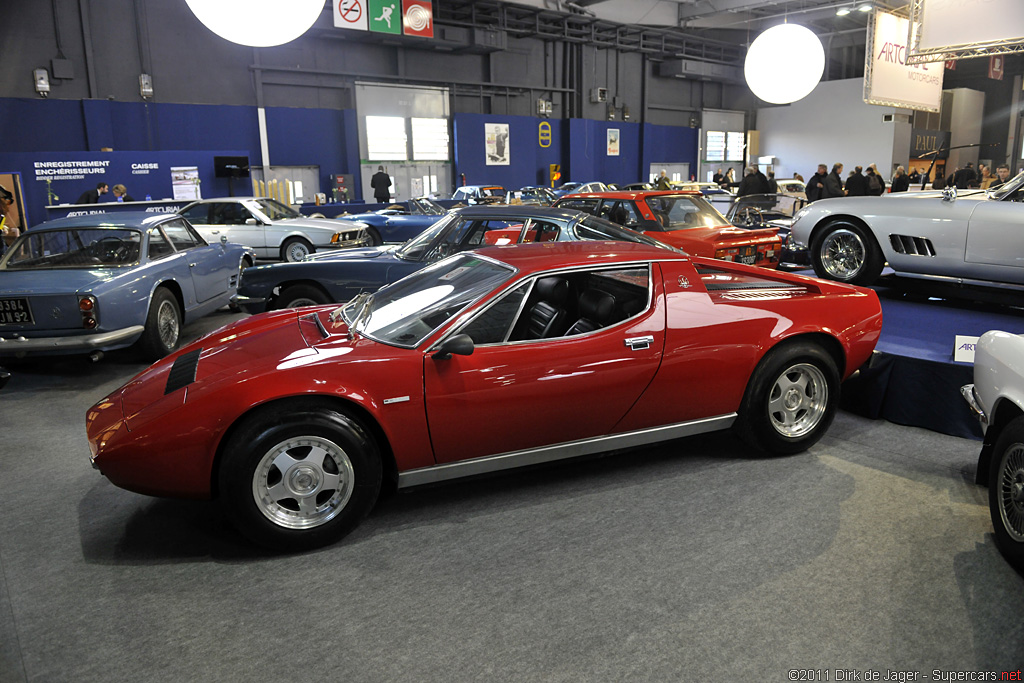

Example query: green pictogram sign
[368,0,401,34]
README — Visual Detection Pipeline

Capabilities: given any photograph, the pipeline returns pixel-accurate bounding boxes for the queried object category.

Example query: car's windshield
[990,170,1024,200]
[410,198,446,215]
[480,187,505,198]
[250,198,301,220]
[395,212,460,260]
[728,194,806,220]
[342,253,515,347]
[1,228,142,269]
[642,195,731,231]
[573,215,681,252]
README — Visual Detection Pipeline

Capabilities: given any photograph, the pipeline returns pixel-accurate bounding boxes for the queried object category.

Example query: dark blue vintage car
[335,197,448,245]
[0,212,253,360]
[237,205,675,312]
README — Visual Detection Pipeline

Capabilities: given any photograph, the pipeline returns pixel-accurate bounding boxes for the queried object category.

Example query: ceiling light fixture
[744,23,825,104]
[836,7,852,15]
[857,3,873,12]
[184,0,324,48]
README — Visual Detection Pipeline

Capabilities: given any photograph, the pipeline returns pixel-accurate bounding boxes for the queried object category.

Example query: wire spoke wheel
[252,435,355,530]
[819,228,865,280]
[156,299,180,349]
[997,443,1024,543]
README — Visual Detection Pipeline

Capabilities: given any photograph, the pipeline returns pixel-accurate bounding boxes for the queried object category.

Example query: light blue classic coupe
[0,212,253,360]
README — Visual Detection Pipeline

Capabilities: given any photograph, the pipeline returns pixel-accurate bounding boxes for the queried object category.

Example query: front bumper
[0,325,144,354]
[961,383,988,428]
[321,235,372,249]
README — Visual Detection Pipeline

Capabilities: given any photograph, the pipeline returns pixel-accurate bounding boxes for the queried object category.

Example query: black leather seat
[526,277,570,339]
[565,289,616,336]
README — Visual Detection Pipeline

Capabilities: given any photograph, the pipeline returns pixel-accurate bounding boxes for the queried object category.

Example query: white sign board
[954,335,979,363]
[919,0,1024,51]
[170,166,200,201]
[334,0,368,31]
[485,123,510,166]
[864,11,943,112]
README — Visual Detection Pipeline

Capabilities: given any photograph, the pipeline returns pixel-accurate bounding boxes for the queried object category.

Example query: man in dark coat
[370,166,392,203]
[822,163,844,199]
[76,182,108,204]
[805,164,827,202]
[952,162,977,189]
[845,166,868,196]
[866,164,886,195]
[736,166,770,196]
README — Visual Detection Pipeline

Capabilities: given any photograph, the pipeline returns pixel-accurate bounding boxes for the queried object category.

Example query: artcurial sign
[864,11,943,112]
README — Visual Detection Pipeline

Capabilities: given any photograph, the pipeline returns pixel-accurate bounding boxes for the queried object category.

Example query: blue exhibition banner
[0,149,250,227]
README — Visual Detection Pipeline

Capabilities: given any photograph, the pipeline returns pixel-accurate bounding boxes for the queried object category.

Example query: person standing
[767,171,778,194]
[111,184,135,202]
[76,182,109,204]
[370,166,392,203]
[845,166,868,196]
[866,164,885,195]
[737,166,770,196]
[991,164,1012,188]
[822,163,845,199]
[979,164,995,189]
[953,162,977,189]
[890,166,910,193]
[720,167,735,188]
[655,169,671,190]
[805,164,827,202]
[712,168,724,185]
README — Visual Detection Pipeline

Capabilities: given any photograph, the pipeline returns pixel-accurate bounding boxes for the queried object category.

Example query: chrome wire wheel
[819,228,866,280]
[156,298,180,349]
[252,435,355,530]
[767,362,829,438]
[997,443,1024,543]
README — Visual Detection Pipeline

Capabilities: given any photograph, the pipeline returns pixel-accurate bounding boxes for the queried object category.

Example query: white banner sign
[864,11,943,112]
[919,0,1024,51]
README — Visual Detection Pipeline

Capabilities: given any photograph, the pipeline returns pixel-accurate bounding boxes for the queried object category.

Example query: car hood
[303,244,397,262]
[276,216,368,231]
[0,268,118,294]
[119,306,374,421]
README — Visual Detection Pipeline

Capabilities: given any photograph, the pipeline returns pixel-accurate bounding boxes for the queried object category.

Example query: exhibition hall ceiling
[511,0,912,33]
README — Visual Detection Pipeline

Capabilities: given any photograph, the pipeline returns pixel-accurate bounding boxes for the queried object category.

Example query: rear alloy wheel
[810,221,884,286]
[219,403,382,551]
[735,341,839,455]
[137,287,181,361]
[276,284,331,309]
[988,416,1024,570]
[281,237,314,262]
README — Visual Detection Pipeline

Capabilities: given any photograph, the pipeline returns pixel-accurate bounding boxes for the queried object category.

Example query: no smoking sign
[334,0,368,30]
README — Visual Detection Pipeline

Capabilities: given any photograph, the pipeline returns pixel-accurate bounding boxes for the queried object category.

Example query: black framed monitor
[214,156,250,178]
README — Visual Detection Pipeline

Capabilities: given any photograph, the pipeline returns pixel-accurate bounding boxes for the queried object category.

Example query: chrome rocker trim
[398,413,737,488]
[0,325,145,353]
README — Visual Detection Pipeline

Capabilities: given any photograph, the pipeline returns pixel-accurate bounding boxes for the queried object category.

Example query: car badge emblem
[51,307,62,319]
[678,276,692,289]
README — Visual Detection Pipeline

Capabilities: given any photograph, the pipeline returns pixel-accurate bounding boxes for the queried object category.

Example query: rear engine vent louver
[164,348,202,395]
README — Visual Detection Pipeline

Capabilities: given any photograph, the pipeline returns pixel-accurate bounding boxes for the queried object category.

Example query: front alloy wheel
[819,228,866,280]
[989,416,1024,569]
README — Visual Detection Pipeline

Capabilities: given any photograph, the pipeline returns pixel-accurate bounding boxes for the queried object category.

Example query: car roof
[475,240,680,275]
[34,211,174,230]
[449,204,588,221]
[186,196,267,203]
[560,190,701,200]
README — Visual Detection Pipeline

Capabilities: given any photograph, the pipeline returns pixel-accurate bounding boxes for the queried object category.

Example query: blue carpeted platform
[839,275,1024,440]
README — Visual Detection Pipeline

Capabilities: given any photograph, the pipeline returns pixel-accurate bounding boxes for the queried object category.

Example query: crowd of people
[801,160,1013,202]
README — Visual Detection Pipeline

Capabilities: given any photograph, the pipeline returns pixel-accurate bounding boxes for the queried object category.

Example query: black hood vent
[164,348,202,395]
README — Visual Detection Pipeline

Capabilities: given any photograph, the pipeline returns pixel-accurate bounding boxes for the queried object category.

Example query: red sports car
[87,242,882,551]
[555,190,782,268]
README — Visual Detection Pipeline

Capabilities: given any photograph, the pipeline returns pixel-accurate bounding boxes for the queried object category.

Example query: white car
[788,170,1024,288]
[179,197,370,262]
[962,330,1024,570]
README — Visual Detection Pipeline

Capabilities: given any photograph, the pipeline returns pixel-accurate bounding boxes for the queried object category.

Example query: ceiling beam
[677,0,790,22]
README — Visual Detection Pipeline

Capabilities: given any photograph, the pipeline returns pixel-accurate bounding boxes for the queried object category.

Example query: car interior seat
[526,277,570,339]
[564,289,616,336]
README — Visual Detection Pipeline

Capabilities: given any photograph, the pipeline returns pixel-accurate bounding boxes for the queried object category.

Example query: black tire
[735,341,840,455]
[276,284,332,309]
[810,220,884,286]
[137,287,181,361]
[988,416,1024,570]
[280,237,314,262]
[366,227,383,247]
[218,402,382,551]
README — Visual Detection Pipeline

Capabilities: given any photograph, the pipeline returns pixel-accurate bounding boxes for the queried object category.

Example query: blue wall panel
[453,113,565,190]
[0,98,88,152]
[566,119,643,186]
[641,123,699,179]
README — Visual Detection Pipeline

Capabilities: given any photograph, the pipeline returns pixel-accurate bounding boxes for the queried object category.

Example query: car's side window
[179,204,210,224]
[455,265,652,346]
[557,198,600,215]
[600,200,640,228]
[147,227,175,260]
[161,219,201,251]
[520,219,561,243]
[211,203,250,225]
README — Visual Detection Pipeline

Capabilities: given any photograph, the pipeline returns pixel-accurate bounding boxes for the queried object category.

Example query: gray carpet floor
[0,308,1022,682]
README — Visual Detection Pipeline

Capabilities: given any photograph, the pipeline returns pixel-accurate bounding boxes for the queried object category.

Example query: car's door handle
[189,262,197,268]
[625,335,654,350]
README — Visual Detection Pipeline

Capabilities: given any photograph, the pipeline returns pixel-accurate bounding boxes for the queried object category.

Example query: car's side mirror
[431,334,474,360]
[245,218,259,225]
[941,186,957,202]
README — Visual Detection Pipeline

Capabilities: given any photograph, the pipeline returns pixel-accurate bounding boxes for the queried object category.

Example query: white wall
[755,78,912,181]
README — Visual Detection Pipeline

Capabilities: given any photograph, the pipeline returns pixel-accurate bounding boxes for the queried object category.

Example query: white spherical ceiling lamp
[744,24,825,104]
[185,0,324,48]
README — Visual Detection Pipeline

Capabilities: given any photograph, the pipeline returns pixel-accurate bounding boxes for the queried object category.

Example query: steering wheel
[93,236,130,262]
[736,206,764,226]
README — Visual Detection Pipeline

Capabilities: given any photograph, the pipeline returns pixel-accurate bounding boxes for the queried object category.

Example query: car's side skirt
[896,271,1024,292]
[397,413,737,488]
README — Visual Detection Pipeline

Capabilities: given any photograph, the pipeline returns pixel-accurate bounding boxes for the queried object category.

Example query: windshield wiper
[336,292,373,340]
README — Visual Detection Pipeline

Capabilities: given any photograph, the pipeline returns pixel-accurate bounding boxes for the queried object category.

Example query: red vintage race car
[555,190,782,268]
[87,241,882,551]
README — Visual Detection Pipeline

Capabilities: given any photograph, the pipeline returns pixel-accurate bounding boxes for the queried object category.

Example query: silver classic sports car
[788,170,1024,288]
